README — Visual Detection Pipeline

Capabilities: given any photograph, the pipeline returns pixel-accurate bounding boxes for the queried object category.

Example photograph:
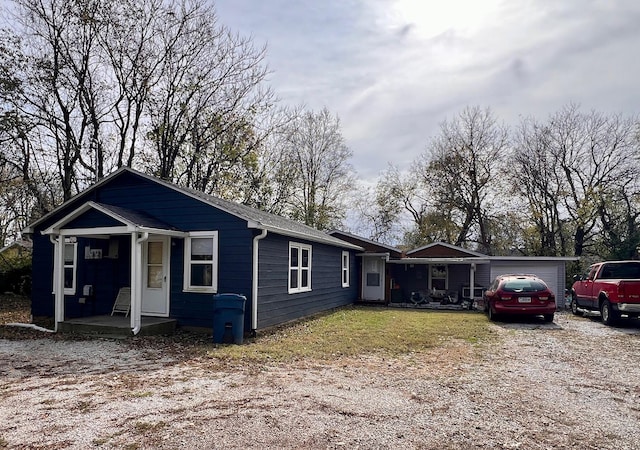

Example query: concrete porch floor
[58,315,177,337]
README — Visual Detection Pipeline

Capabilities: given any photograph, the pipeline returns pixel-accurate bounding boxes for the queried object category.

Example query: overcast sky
[215,0,640,184]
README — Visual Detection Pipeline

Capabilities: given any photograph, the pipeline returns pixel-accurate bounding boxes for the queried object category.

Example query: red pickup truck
[570,261,640,325]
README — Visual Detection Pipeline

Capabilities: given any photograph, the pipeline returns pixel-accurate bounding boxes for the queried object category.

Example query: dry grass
[210,306,493,363]
[0,295,494,365]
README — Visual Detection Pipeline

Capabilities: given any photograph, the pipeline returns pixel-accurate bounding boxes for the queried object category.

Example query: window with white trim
[430,264,448,292]
[63,240,77,295]
[341,251,350,287]
[183,232,218,292]
[289,242,312,293]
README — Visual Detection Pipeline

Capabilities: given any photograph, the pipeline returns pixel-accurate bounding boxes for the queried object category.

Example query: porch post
[469,262,476,300]
[51,235,65,331]
[130,232,142,334]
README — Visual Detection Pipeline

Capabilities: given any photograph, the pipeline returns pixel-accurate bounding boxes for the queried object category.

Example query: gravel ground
[1,311,640,449]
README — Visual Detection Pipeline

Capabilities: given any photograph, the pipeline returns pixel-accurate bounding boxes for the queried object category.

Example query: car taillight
[539,296,548,301]
[499,295,511,301]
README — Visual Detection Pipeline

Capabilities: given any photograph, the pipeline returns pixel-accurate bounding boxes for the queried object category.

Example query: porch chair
[111,287,131,317]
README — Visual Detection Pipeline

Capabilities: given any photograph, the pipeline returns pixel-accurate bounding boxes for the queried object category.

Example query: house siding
[31,233,54,317]
[31,171,255,329]
[257,233,357,329]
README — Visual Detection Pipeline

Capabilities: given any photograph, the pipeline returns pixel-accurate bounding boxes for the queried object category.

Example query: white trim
[246,221,363,251]
[388,257,491,264]
[183,231,219,293]
[288,242,312,294]
[429,263,448,291]
[62,241,78,295]
[328,230,401,253]
[407,241,488,258]
[142,236,171,317]
[341,251,350,288]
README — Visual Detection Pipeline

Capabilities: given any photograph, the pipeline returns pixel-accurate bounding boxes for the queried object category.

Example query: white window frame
[63,240,77,295]
[430,264,448,292]
[183,231,218,293]
[289,242,312,294]
[341,251,350,288]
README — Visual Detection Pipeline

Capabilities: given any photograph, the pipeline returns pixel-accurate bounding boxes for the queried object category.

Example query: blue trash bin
[213,294,246,344]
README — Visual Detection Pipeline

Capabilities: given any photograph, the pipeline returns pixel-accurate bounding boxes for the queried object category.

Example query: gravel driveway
[1,311,639,449]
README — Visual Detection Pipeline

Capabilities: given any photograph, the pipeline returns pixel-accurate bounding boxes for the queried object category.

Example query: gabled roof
[26,167,362,250]
[327,230,403,258]
[0,239,32,254]
[406,242,488,258]
[42,201,183,236]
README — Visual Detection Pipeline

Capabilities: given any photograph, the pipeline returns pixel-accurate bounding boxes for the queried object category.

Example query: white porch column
[130,232,143,334]
[469,262,476,300]
[51,235,65,331]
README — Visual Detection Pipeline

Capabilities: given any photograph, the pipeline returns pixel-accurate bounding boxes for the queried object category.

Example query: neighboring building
[0,239,32,271]
[329,232,578,306]
[23,168,362,334]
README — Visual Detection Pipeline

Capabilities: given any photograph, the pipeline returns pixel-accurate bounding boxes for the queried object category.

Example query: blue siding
[30,170,356,331]
[31,233,54,317]
[65,209,123,229]
[256,233,357,329]
[31,235,132,319]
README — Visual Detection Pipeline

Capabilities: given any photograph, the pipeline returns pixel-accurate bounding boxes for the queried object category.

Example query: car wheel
[543,313,554,323]
[570,295,579,315]
[488,306,499,322]
[601,299,619,326]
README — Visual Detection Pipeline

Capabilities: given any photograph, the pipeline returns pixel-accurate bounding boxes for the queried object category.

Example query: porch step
[58,315,177,337]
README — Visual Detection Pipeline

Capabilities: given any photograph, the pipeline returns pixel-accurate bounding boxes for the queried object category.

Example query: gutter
[251,228,268,332]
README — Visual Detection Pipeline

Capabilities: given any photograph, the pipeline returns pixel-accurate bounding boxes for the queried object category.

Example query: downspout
[131,231,149,335]
[252,228,268,332]
[49,234,62,332]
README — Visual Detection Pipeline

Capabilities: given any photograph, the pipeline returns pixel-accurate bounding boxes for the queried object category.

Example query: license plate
[518,297,532,303]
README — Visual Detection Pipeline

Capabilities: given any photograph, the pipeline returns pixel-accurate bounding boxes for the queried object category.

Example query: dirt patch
[1,312,640,449]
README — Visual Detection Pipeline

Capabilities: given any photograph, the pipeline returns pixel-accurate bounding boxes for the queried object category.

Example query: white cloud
[216,0,640,182]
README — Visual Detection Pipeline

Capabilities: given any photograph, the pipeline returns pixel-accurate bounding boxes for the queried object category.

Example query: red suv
[484,274,556,322]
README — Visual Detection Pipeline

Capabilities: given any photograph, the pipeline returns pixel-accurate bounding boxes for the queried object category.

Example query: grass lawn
[0,295,494,362]
[212,306,493,362]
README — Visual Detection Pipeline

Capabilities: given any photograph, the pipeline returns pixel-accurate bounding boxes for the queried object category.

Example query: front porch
[58,315,177,337]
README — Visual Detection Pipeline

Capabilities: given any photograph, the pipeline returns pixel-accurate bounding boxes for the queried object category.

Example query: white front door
[142,236,170,316]
[362,256,385,301]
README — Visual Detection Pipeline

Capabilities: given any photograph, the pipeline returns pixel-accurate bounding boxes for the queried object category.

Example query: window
[289,243,312,293]
[183,232,218,292]
[63,240,77,295]
[366,258,381,286]
[341,251,350,288]
[430,264,447,291]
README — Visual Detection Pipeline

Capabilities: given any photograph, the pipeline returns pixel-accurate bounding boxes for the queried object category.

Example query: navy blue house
[24,168,362,334]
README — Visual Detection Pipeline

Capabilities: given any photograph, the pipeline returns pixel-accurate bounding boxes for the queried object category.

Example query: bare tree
[416,106,509,253]
[278,107,355,230]
[547,104,639,257]
[512,117,568,255]
[144,1,274,184]
[6,0,275,214]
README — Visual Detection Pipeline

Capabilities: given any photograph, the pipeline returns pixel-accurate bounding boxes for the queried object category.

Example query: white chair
[111,287,131,317]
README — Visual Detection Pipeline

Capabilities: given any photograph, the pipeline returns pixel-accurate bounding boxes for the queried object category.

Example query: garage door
[490,264,560,298]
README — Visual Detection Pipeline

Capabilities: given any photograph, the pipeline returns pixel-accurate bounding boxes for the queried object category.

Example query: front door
[142,236,169,316]
[362,256,385,301]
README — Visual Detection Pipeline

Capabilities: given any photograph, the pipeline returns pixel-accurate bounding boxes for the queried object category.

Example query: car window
[600,263,640,279]
[501,279,548,293]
